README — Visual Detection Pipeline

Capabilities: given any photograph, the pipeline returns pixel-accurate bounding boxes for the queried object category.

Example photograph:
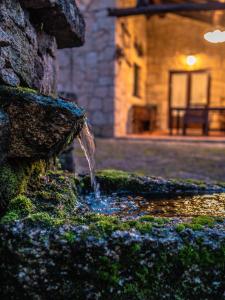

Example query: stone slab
[0,85,85,159]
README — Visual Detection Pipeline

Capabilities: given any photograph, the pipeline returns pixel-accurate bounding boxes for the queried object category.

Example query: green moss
[8,195,34,216]
[97,169,130,179]
[135,222,152,234]
[82,169,134,193]
[72,214,156,238]
[178,245,225,267]
[0,161,31,208]
[26,212,64,226]
[0,85,38,96]
[97,256,121,286]
[176,216,218,232]
[0,170,79,226]
[87,217,130,237]
[29,160,46,185]
[191,216,216,227]
[0,211,20,224]
[28,171,77,218]
[139,215,155,222]
[176,224,186,232]
[63,231,76,243]
[0,159,45,211]
[184,178,207,187]
[131,243,141,253]
[171,178,207,188]
[96,169,132,191]
[185,223,204,231]
[139,215,169,225]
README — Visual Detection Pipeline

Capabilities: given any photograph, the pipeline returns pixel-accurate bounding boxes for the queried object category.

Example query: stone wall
[0,0,84,95]
[0,0,57,94]
[58,0,149,137]
[114,0,148,136]
[147,14,225,130]
[58,0,116,137]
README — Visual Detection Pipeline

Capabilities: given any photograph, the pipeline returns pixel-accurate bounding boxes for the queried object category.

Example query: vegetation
[0,159,46,212]
[176,216,223,232]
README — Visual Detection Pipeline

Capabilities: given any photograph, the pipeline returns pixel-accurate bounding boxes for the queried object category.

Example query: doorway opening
[168,70,212,135]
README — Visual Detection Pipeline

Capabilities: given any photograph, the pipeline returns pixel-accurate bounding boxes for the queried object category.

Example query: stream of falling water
[78,121,100,199]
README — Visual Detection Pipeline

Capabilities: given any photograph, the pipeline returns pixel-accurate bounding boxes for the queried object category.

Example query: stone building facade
[147,13,225,131]
[58,0,116,137]
[58,0,225,137]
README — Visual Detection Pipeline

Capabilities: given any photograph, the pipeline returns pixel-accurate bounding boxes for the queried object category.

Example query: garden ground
[74,138,225,183]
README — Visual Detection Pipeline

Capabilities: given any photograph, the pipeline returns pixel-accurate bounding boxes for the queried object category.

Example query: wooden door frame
[168,69,211,129]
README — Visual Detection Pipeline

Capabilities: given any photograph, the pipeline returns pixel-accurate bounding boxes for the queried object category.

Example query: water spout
[78,121,100,198]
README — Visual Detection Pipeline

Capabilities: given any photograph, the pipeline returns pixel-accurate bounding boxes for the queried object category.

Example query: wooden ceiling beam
[108,2,225,17]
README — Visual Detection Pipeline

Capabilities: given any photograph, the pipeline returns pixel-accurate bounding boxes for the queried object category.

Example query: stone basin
[0,170,225,299]
[80,170,225,218]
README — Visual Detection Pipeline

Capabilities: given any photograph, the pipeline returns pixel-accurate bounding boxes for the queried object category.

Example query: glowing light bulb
[204,30,225,43]
[186,55,197,66]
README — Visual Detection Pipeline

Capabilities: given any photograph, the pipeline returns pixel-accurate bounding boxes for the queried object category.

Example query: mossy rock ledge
[0,85,85,212]
[0,170,225,299]
[82,169,225,195]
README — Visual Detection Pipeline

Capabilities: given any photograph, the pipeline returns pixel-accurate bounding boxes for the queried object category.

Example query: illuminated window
[133,63,141,98]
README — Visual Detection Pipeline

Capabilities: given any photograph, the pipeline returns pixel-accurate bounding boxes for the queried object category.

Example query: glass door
[190,72,209,107]
[170,73,188,109]
[169,70,210,133]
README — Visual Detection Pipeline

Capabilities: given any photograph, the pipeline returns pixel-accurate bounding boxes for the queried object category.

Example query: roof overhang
[108,1,225,26]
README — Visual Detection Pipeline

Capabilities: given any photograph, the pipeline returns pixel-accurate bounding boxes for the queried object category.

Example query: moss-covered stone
[8,195,34,215]
[0,85,85,159]
[27,170,78,218]
[0,170,224,299]
[81,169,225,195]
[0,159,45,213]
[0,213,224,299]
[0,211,20,224]
[176,216,222,232]
[26,212,64,226]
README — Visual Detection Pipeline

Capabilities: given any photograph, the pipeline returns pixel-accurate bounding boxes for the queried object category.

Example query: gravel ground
[74,139,225,183]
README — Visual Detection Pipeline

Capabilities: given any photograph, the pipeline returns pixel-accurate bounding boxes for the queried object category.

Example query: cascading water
[78,121,100,199]
[77,122,225,219]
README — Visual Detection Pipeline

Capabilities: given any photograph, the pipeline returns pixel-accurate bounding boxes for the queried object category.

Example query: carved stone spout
[0,85,85,160]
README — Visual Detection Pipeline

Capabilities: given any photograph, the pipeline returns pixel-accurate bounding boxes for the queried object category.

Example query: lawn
[74,139,225,183]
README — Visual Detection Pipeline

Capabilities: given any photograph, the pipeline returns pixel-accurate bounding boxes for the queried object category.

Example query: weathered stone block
[0,0,85,94]
[0,111,9,162]
[0,85,85,159]
[20,0,85,48]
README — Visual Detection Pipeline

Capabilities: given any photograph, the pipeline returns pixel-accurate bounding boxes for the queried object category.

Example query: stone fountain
[0,0,86,211]
[0,1,225,299]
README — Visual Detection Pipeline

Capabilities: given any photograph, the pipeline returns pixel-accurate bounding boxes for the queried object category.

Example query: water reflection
[83,193,225,218]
